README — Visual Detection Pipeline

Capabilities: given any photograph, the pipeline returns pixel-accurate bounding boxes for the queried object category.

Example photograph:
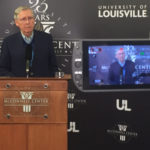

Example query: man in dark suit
[108,48,135,85]
[0,6,58,77]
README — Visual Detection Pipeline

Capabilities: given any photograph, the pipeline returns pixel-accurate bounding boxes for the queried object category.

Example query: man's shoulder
[110,61,119,66]
[126,60,134,65]
[4,32,20,41]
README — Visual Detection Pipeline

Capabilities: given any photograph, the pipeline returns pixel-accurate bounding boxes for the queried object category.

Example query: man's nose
[25,19,30,23]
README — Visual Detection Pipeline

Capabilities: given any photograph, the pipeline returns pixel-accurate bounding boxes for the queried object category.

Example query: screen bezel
[82,40,150,91]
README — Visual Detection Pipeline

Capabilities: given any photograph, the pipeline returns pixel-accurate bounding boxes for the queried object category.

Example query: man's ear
[15,20,19,27]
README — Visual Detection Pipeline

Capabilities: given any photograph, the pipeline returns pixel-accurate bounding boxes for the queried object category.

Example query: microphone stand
[26,60,30,78]
[25,44,32,78]
[120,67,123,85]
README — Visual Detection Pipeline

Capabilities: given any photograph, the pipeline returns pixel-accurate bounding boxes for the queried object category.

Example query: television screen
[83,40,150,91]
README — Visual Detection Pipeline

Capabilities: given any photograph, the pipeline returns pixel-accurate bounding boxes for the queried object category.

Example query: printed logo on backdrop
[98,4,148,18]
[29,0,71,35]
[68,92,87,111]
[116,99,132,112]
[107,123,138,143]
[3,0,71,36]
[68,121,80,133]
[53,40,79,72]
[28,0,75,73]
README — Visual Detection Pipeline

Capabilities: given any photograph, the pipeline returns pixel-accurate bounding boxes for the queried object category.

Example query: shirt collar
[21,31,34,44]
[118,60,125,67]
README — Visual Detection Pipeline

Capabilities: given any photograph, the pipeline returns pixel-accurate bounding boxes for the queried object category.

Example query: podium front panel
[0,79,67,123]
[0,78,68,150]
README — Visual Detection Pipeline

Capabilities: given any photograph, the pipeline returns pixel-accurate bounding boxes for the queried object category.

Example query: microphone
[120,67,123,85]
[25,44,32,77]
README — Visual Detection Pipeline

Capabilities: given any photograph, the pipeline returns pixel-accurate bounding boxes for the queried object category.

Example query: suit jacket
[108,60,135,85]
[0,30,58,77]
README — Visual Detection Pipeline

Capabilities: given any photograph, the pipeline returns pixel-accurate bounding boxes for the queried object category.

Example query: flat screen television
[80,40,150,91]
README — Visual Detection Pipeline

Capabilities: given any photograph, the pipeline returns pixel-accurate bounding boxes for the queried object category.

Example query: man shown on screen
[108,48,135,85]
[0,6,58,77]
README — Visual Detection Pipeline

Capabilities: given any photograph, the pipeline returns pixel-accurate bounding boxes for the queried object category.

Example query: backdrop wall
[0,0,150,150]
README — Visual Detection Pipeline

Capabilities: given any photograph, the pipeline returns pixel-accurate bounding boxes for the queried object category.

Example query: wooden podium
[0,77,69,150]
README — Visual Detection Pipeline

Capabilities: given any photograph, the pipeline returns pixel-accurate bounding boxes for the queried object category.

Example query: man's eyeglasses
[118,52,125,56]
[18,16,34,23]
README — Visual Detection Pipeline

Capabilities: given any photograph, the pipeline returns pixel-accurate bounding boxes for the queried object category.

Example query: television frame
[82,39,150,92]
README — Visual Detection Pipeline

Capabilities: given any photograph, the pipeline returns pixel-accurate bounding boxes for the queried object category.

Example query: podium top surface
[0,74,71,80]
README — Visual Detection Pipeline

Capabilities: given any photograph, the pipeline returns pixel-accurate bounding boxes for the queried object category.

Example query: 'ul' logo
[68,122,80,133]
[116,99,132,112]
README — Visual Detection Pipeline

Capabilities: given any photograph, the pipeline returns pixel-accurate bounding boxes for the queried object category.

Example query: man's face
[116,49,125,63]
[15,9,35,37]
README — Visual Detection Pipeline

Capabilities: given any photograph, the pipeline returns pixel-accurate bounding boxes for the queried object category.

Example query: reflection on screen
[88,45,150,86]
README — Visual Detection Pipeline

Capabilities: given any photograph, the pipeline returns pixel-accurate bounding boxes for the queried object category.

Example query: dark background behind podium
[0,0,150,150]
